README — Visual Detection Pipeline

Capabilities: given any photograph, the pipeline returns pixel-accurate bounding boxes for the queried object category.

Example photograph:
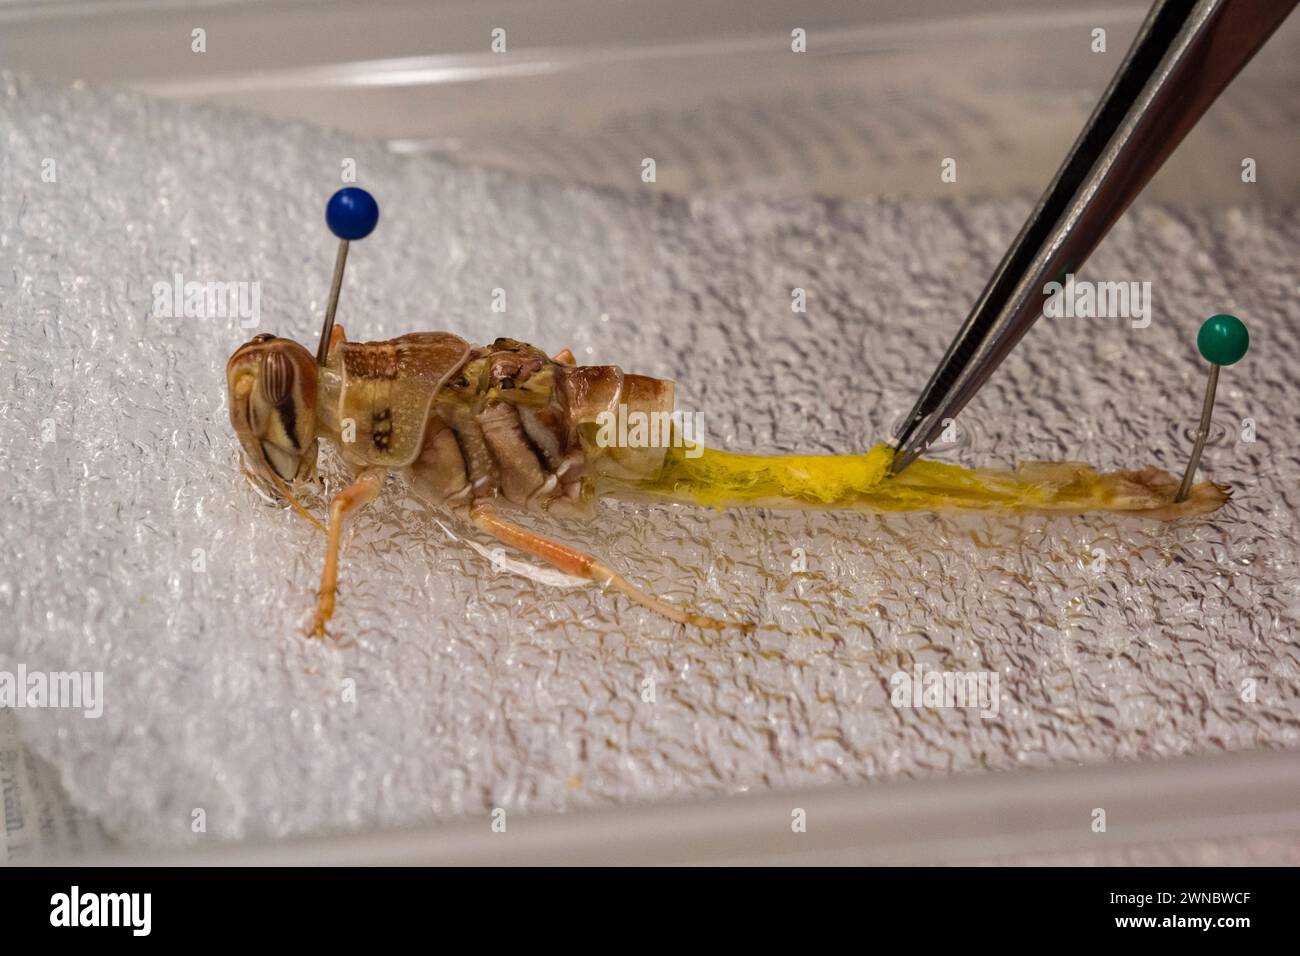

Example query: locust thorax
[425,339,680,498]
[448,342,679,500]
[226,334,320,494]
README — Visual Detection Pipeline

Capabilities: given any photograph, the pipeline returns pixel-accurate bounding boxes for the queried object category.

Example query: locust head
[227,334,320,495]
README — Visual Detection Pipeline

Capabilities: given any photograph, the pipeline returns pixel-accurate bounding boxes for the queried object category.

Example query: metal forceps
[889,0,1296,476]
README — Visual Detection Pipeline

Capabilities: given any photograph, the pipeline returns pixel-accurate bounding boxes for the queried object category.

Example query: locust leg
[469,503,751,632]
[311,467,386,638]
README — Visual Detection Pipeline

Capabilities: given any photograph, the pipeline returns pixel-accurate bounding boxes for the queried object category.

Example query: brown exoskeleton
[227,325,743,636]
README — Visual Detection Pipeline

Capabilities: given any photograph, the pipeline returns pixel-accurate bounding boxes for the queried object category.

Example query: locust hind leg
[311,467,386,638]
[469,503,752,632]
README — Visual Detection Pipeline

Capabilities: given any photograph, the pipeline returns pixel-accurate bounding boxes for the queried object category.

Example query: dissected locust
[226,328,1229,636]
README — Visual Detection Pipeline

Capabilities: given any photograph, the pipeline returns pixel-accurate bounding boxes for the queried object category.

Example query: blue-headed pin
[315,187,380,366]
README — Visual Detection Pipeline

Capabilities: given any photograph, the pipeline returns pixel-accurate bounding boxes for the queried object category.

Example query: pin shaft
[316,239,351,366]
[1175,363,1219,503]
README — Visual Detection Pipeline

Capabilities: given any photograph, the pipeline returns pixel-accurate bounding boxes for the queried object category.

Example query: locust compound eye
[260,349,295,407]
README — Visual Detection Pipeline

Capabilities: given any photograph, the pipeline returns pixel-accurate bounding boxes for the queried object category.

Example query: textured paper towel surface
[1,74,1297,849]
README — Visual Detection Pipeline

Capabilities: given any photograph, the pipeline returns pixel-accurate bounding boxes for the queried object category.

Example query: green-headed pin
[1176,313,1249,502]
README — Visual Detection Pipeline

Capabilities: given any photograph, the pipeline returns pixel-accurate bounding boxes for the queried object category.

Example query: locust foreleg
[311,467,386,638]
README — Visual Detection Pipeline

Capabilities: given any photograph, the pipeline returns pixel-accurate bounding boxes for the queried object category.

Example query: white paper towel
[1,73,1296,849]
